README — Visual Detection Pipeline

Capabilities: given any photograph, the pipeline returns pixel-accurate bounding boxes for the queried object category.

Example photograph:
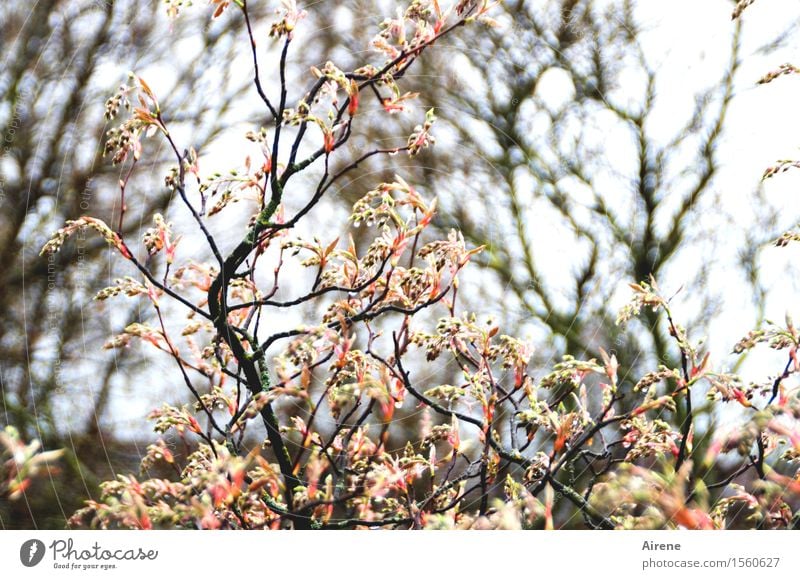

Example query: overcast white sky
[634,0,800,381]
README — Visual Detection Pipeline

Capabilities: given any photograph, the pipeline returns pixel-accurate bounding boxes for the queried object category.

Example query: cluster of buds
[407,107,437,155]
[775,231,800,247]
[142,213,180,264]
[103,124,141,165]
[616,276,665,326]
[40,216,127,258]
[164,165,180,191]
[620,418,680,461]
[103,75,163,165]
[762,159,800,180]
[523,452,551,483]
[757,63,799,85]
[269,0,307,38]
[104,83,132,121]
[633,366,680,392]
[94,277,148,301]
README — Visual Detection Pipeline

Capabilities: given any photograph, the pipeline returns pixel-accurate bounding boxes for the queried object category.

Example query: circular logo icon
[20,539,46,567]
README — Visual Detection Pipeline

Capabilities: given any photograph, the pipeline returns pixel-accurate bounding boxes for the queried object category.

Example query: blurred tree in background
[300,0,793,371]
[2,0,799,528]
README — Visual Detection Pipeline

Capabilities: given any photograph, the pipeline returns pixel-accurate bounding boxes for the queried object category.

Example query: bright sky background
[634,0,800,383]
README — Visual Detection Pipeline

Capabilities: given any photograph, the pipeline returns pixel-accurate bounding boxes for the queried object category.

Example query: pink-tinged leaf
[187,415,202,434]
[137,76,156,101]
[347,80,359,116]
[324,237,339,258]
[730,388,752,408]
[323,129,335,153]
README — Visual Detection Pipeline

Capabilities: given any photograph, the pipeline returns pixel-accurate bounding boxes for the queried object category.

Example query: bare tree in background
[300,0,794,372]
[429,0,741,366]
